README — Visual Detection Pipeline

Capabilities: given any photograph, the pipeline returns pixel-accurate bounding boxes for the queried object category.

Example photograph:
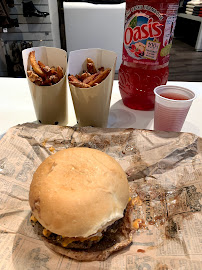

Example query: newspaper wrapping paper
[0,123,201,270]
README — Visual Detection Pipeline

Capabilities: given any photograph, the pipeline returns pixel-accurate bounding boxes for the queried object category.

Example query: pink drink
[160,93,189,100]
[154,102,191,132]
[154,86,196,132]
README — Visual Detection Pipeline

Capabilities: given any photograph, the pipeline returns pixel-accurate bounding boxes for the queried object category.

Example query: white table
[0,78,202,137]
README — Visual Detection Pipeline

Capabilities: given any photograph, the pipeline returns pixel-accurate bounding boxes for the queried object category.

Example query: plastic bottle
[119,0,180,110]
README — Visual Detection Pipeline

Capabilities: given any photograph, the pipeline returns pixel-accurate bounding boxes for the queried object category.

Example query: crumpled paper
[0,123,201,270]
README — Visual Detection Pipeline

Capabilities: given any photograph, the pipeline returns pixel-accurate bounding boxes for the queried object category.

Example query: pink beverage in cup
[154,85,196,132]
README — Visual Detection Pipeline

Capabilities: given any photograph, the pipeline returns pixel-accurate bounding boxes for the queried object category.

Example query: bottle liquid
[119,0,180,110]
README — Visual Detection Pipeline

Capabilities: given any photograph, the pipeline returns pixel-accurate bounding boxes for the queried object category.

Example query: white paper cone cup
[67,48,117,128]
[154,85,196,132]
[22,47,68,125]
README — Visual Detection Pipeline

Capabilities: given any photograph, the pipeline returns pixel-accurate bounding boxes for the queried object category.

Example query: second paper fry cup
[22,46,68,126]
[67,48,117,128]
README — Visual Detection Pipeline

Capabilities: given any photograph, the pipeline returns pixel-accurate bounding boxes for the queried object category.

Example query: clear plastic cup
[154,85,196,132]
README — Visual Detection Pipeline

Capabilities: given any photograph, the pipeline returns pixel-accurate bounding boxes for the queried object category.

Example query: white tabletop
[0,78,202,137]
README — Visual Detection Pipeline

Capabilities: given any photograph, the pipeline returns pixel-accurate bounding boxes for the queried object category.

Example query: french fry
[50,75,60,84]
[75,74,81,80]
[56,66,64,80]
[38,61,52,75]
[76,72,90,81]
[42,77,52,86]
[87,58,97,74]
[98,67,105,72]
[70,82,91,88]
[38,60,45,68]
[80,72,91,81]
[87,58,96,66]
[27,70,33,77]
[27,70,43,85]
[27,51,65,86]
[42,66,51,74]
[68,75,80,83]
[88,68,111,86]
[68,75,91,88]
[87,63,97,74]
[68,57,111,88]
[34,80,43,86]
[50,67,57,75]
[29,51,46,78]
[83,72,99,84]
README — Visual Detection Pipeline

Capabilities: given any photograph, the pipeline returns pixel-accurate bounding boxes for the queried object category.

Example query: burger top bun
[29,147,129,238]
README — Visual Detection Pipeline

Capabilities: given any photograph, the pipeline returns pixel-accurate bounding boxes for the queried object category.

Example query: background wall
[0,0,60,76]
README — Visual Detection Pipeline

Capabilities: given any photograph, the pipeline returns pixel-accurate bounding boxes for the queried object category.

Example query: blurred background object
[63,1,125,72]
[0,0,18,28]
[1,40,32,77]
[22,1,49,17]
[0,0,202,81]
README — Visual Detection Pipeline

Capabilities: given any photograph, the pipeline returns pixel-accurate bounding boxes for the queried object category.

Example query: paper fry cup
[67,48,117,128]
[22,46,68,125]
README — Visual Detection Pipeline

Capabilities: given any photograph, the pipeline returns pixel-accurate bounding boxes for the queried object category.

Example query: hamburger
[29,147,134,261]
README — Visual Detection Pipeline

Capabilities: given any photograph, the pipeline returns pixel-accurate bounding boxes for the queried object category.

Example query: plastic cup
[67,48,117,128]
[22,46,68,126]
[154,85,196,132]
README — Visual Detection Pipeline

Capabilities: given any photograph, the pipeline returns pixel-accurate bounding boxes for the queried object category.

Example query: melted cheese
[132,196,142,206]
[30,215,102,247]
[43,228,51,237]
[61,235,102,247]
[133,219,145,229]
[30,215,37,223]
[61,238,74,247]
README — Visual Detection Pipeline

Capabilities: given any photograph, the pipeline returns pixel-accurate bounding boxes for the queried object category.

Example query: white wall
[63,2,125,72]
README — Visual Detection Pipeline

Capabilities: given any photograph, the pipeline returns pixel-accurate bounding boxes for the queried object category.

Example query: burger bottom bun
[34,200,134,261]
[43,233,133,261]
